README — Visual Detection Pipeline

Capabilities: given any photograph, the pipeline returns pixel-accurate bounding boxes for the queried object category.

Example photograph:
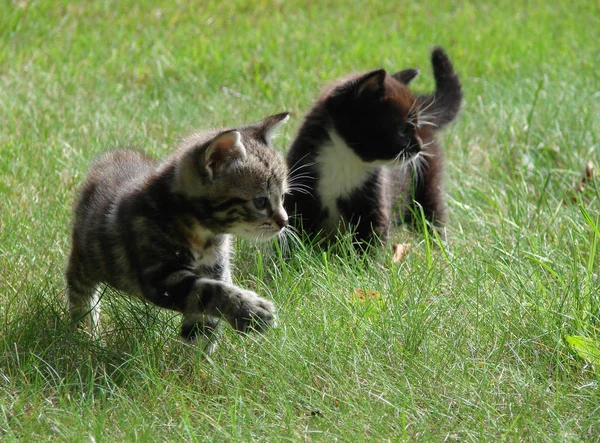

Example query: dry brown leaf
[568,160,597,204]
[392,243,412,263]
[584,160,596,179]
[576,161,596,193]
[353,288,380,300]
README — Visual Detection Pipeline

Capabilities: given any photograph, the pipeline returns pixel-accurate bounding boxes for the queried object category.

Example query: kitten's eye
[253,197,268,210]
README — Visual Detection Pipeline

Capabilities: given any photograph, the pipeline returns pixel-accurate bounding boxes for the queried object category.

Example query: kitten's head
[174,113,290,241]
[321,47,461,164]
[323,68,423,163]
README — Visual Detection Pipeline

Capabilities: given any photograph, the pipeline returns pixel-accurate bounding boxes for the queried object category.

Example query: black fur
[285,47,462,246]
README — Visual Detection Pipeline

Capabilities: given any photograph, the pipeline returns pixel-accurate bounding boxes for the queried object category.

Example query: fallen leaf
[392,243,412,262]
[353,288,380,300]
[563,160,598,205]
[585,160,596,178]
[569,160,597,203]
[577,161,595,191]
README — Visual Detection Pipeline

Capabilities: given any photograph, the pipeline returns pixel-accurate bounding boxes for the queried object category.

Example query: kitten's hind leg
[180,313,223,354]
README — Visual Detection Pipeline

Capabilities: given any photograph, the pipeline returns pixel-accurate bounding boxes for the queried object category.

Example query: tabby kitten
[65,113,290,347]
[285,47,462,246]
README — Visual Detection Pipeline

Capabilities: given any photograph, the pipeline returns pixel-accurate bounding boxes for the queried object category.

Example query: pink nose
[274,216,288,229]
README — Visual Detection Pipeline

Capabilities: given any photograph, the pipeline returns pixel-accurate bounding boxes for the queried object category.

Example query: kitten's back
[81,150,155,198]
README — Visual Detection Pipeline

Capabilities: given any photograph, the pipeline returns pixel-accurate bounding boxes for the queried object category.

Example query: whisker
[287,183,314,192]
[279,228,292,255]
[394,147,413,164]
[420,140,435,151]
[285,224,300,234]
[417,114,440,122]
[418,109,445,120]
[288,166,316,182]
[282,226,303,248]
[288,185,314,193]
[288,190,313,197]
[407,99,418,118]
[288,182,314,190]
[288,172,315,183]
[409,152,430,186]
[289,170,315,178]
[417,96,437,115]
[417,120,438,128]
[287,152,311,173]
[287,184,314,196]
[287,154,315,177]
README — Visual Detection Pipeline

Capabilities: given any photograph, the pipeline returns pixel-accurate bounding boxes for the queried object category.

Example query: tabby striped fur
[66,113,290,348]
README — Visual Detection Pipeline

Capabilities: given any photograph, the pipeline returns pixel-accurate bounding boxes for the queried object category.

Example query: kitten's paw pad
[231,293,276,334]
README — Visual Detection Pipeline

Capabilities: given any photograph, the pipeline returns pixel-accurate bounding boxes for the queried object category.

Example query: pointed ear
[256,112,290,144]
[391,68,419,85]
[355,69,387,96]
[203,130,246,178]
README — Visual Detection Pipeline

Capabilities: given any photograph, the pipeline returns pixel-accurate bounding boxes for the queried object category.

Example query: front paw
[229,290,276,334]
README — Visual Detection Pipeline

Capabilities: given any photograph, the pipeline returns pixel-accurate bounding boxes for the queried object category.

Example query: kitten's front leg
[186,278,276,333]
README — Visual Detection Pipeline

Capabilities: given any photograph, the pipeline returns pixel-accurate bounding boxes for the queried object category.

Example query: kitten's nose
[274,208,288,228]
[274,208,288,229]
[274,216,288,229]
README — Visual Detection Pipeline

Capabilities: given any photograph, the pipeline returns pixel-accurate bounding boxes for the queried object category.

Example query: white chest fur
[315,131,382,235]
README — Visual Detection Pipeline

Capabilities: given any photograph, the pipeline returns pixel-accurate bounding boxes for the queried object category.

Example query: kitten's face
[324,70,423,163]
[176,114,290,241]
[222,168,289,242]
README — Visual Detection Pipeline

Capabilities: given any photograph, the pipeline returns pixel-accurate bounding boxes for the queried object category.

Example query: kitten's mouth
[393,136,423,163]
[406,135,423,156]
[393,151,418,164]
[252,224,285,242]
[231,218,288,242]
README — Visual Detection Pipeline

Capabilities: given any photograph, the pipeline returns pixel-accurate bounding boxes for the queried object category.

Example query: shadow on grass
[0,285,215,400]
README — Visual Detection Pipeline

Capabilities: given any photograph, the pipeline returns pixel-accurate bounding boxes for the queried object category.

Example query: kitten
[65,113,290,348]
[285,47,462,246]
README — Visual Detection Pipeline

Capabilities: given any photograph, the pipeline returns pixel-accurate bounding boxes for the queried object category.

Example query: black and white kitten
[66,113,290,348]
[285,47,462,246]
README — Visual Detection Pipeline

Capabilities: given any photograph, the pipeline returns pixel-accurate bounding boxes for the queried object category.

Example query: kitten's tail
[417,47,462,129]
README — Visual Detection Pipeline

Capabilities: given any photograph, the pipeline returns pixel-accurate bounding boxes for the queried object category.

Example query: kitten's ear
[355,69,387,96]
[257,112,290,144]
[391,68,419,85]
[203,130,246,178]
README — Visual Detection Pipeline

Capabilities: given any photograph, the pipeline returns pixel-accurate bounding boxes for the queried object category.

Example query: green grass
[1,0,600,440]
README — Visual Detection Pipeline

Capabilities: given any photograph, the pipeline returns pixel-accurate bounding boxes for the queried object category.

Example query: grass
[1,0,599,440]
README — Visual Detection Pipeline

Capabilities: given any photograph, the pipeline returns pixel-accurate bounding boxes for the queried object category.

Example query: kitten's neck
[177,214,221,250]
[316,129,384,200]
[141,166,212,232]
[313,130,386,236]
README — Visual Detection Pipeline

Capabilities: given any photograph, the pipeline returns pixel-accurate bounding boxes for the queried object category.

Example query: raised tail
[417,47,462,129]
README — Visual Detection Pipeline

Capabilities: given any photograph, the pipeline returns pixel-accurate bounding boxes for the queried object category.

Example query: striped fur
[66,113,289,346]
[285,47,462,247]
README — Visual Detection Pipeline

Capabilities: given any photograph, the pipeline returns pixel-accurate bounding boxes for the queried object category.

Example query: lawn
[1,0,599,440]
